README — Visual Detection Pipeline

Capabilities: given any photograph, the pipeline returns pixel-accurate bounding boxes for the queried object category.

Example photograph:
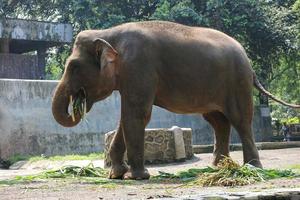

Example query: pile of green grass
[1,157,299,187]
[153,157,299,186]
[0,163,109,186]
[42,163,108,178]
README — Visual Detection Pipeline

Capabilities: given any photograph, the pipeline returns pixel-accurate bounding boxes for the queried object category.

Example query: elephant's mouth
[68,87,91,122]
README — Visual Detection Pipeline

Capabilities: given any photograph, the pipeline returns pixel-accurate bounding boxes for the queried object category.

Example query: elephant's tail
[253,73,300,108]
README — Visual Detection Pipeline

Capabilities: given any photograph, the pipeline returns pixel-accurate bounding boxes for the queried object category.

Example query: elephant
[52,21,300,180]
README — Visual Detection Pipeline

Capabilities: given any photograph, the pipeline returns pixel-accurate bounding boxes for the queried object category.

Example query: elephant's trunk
[52,83,81,127]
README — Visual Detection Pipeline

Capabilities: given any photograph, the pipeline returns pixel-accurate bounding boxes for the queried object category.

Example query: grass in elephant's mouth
[1,158,299,187]
[69,87,87,121]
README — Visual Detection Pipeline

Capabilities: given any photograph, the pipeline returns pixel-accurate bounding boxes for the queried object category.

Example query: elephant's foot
[109,163,129,179]
[212,153,229,166]
[123,168,150,180]
[212,157,222,166]
[245,159,263,168]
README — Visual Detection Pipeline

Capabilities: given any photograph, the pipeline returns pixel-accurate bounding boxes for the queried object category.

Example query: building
[0,18,72,79]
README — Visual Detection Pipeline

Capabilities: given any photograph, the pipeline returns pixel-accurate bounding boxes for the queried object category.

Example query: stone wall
[0,79,272,159]
[104,127,193,167]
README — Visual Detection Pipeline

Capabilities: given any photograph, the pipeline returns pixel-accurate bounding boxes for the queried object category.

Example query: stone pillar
[171,126,186,161]
[37,46,47,79]
[0,39,10,53]
[259,106,273,142]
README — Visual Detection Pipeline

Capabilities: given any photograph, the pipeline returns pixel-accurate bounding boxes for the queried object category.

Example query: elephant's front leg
[121,96,153,180]
[108,124,128,179]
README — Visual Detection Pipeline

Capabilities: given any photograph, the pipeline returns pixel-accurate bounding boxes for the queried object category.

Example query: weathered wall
[0,54,40,79]
[0,79,272,158]
[0,18,72,43]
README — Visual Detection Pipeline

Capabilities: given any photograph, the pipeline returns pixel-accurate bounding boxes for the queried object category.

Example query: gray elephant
[52,21,299,180]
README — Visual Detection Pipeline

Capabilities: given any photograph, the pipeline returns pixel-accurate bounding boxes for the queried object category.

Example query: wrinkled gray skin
[52,21,300,180]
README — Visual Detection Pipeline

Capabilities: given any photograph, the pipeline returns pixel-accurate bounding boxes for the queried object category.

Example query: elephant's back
[107,21,254,113]
[115,21,240,48]
[111,20,253,83]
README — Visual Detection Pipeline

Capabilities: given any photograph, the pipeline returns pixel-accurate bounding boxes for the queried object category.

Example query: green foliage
[0,164,109,186]
[42,163,108,178]
[1,158,300,187]
[171,1,204,25]
[151,0,172,20]
[45,48,69,80]
[153,157,300,186]
[151,0,204,25]
[293,0,300,11]
[101,14,126,29]
[271,105,300,123]
[281,117,300,124]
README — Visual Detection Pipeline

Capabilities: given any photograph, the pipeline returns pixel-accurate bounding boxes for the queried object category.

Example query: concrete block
[104,127,193,167]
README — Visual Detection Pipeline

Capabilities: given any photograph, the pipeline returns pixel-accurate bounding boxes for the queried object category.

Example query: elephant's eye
[67,59,81,71]
[65,63,79,75]
[94,57,101,69]
[70,64,80,74]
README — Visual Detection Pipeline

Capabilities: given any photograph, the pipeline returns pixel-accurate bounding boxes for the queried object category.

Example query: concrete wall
[0,79,272,158]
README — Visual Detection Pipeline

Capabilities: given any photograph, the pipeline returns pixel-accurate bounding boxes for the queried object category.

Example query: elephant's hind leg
[203,111,231,166]
[231,120,262,168]
[225,94,262,168]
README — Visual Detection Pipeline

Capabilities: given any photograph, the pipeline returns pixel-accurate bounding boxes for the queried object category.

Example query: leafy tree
[151,0,205,26]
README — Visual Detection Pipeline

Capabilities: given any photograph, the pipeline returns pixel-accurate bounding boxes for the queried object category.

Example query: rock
[104,127,193,167]
[9,160,27,170]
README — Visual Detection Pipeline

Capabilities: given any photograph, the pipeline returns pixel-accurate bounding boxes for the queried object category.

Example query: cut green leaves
[152,157,300,187]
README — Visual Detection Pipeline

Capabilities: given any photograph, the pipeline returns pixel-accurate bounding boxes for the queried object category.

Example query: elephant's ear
[93,38,118,69]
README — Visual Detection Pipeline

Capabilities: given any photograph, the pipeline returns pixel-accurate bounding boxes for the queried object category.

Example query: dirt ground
[0,148,300,200]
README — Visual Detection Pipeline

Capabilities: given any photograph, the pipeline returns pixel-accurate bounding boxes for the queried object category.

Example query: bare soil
[0,148,300,200]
